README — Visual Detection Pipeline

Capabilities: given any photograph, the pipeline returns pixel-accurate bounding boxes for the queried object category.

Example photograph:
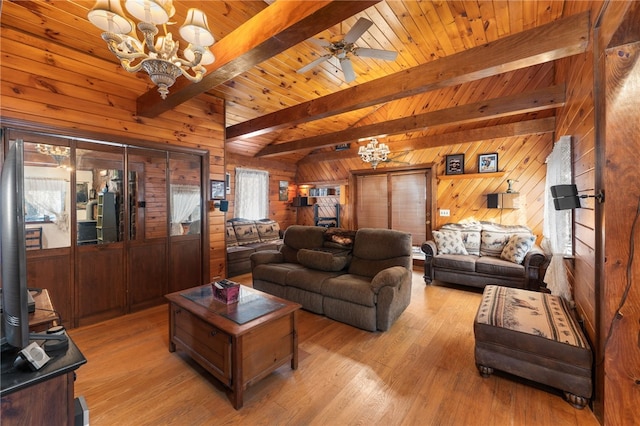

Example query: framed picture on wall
[478,153,498,173]
[210,180,225,200]
[279,180,289,201]
[445,154,465,175]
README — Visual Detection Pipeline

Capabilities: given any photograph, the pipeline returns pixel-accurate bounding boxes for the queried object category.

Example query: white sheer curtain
[24,177,69,231]
[235,168,268,219]
[542,135,573,303]
[170,184,200,235]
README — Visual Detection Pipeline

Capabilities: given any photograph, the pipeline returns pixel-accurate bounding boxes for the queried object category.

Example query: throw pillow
[297,248,351,272]
[233,222,260,245]
[480,231,513,257]
[432,230,468,255]
[441,222,482,256]
[501,234,536,264]
[255,220,280,242]
[226,223,238,247]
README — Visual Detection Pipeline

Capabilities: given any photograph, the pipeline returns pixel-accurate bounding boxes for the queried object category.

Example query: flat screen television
[0,139,30,350]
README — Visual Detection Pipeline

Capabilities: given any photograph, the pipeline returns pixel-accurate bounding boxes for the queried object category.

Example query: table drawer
[172,306,232,384]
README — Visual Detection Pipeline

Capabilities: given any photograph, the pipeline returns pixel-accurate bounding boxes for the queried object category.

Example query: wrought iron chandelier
[88,0,215,99]
[358,138,390,169]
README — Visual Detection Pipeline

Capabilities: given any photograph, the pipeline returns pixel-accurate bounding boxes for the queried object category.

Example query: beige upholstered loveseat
[422,221,549,291]
[250,225,413,331]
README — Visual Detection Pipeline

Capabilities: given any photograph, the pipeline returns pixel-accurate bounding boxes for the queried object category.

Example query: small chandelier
[88,0,215,99]
[358,138,390,169]
[37,144,71,168]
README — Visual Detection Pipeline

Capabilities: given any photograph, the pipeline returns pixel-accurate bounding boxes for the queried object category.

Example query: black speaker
[218,200,229,212]
[487,193,499,209]
[553,196,581,210]
[551,184,578,198]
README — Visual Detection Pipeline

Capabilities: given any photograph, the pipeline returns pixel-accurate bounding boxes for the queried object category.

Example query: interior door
[127,147,168,311]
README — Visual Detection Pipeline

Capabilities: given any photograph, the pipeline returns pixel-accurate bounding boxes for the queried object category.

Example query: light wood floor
[69,272,599,425]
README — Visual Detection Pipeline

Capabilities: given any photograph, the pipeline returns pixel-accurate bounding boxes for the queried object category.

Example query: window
[235,168,268,219]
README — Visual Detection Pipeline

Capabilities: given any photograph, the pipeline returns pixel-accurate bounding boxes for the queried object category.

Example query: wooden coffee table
[165,284,301,409]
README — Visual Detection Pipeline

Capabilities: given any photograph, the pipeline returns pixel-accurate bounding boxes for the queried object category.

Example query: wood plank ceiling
[2,1,587,164]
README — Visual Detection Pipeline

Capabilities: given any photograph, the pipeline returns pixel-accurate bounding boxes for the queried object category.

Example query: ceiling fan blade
[343,17,373,44]
[309,38,331,48]
[340,57,356,83]
[297,55,331,74]
[354,48,398,61]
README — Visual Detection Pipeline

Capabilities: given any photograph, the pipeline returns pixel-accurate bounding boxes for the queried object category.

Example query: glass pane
[76,146,124,244]
[22,139,72,249]
[127,148,168,240]
[169,153,201,236]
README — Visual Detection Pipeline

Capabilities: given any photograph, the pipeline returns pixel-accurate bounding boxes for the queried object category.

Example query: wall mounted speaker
[219,200,229,212]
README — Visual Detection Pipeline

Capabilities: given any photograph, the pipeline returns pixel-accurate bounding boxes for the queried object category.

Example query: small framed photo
[478,153,498,173]
[210,180,225,200]
[445,154,465,175]
[279,180,289,201]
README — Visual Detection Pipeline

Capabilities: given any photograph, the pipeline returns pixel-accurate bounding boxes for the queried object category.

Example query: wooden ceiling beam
[256,85,565,157]
[136,0,380,118]
[228,11,588,142]
[298,117,556,164]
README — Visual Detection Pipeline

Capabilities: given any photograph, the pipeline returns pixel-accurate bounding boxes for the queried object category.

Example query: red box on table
[212,280,240,304]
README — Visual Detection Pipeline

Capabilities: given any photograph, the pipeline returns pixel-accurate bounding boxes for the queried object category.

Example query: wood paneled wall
[0,22,226,281]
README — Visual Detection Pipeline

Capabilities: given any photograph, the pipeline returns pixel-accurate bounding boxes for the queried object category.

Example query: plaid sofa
[226,218,283,277]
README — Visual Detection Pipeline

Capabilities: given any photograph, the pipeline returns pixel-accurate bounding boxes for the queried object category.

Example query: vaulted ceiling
[2,1,591,164]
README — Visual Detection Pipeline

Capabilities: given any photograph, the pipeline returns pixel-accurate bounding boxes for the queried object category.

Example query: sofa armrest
[250,250,283,268]
[522,245,550,291]
[370,266,411,293]
[421,240,437,284]
[421,240,437,257]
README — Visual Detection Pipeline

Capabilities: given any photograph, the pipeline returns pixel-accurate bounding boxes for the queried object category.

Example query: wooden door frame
[351,163,436,240]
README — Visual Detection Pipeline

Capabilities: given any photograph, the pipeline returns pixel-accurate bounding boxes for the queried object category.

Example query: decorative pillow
[297,248,351,272]
[432,230,468,255]
[256,220,280,242]
[480,231,513,257]
[233,222,260,245]
[323,228,356,248]
[501,234,536,264]
[441,222,482,256]
[226,223,238,247]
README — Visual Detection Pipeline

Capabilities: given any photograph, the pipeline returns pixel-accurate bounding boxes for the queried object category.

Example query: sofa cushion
[233,222,261,245]
[322,274,377,307]
[432,254,478,272]
[252,263,305,285]
[432,230,469,255]
[476,256,524,277]
[500,234,536,264]
[480,222,533,257]
[226,223,239,247]
[255,219,280,242]
[297,248,351,272]
[286,268,343,293]
[441,222,482,256]
[348,228,412,278]
[226,245,255,262]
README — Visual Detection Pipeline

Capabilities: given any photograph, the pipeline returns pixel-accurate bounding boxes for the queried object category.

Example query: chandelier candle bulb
[88,0,215,99]
[358,138,391,169]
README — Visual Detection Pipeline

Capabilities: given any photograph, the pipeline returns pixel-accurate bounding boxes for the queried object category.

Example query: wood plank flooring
[69,272,599,425]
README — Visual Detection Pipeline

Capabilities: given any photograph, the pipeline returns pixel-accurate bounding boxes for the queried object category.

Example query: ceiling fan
[297,17,398,83]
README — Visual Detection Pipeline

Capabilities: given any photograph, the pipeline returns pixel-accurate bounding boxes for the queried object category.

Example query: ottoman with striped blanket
[474,285,593,409]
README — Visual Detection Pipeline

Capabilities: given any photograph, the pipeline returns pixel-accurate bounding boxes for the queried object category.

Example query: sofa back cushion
[256,219,280,242]
[226,223,238,247]
[348,228,412,278]
[233,221,261,245]
[440,222,482,255]
[432,230,468,255]
[281,225,327,263]
[479,222,533,257]
[297,248,351,272]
